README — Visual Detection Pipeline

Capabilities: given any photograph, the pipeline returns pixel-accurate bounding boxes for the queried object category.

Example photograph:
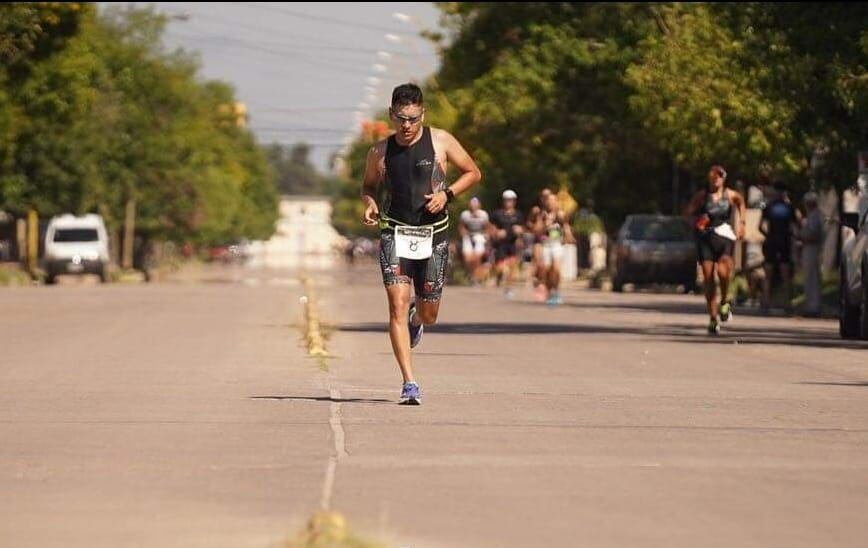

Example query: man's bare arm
[361,145,383,225]
[443,131,481,197]
[425,130,482,214]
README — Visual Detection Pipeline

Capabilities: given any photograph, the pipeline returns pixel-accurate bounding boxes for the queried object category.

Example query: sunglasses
[391,110,424,124]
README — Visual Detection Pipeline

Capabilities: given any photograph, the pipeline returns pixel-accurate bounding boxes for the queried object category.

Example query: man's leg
[780,262,793,312]
[472,250,485,283]
[505,256,518,291]
[415,237,448,323]
[762,262,774,309]
[547,263,561,291]
[533,244,544,287]
[385,282,414,383]
[415,299,441,326]
[464,251,478,284]
[535,260,550,301]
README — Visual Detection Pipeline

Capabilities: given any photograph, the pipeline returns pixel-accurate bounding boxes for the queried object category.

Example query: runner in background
[527,188,553,301]
[686,165,747,334]
[459,197,490,286]
[539,191,574,305]
[490,189,525,298]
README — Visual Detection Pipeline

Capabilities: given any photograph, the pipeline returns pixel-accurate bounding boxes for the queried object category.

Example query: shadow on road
[376,351,495,357]
[250,395,391,404]
[795,381,868,387]
[339,322,868,350]
[560,299,792,319]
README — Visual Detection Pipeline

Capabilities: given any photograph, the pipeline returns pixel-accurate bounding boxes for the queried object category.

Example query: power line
[162,8,401,53]
[165,30,372,76]
[165,28,408,58]
[251,127,350,134]
[248,105,359,113]
[257,140,346,149]
[230,2,414,35]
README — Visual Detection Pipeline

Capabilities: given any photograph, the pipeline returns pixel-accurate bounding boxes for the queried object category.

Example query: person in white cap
[800,191,824,316]
[490,189,525,298]
[459,196,491,285]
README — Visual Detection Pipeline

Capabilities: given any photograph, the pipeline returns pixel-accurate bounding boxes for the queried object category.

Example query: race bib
[395,225,434,260]
[713,223,737,241]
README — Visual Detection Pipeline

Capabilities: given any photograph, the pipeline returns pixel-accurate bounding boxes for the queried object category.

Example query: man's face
[390,103,424,141]
[503,198,516,210]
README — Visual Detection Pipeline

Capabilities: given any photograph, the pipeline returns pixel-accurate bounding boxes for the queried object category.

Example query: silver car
[840,176,868,339]
[610,215,698,293]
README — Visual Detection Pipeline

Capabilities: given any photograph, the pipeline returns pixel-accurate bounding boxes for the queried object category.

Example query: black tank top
[701,190,732,227]
[383,127,447,227]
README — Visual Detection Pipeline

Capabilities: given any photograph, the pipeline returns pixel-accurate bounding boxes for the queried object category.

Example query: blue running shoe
[399,382,421,405]
[545,292,563,306]
[408,301,423,349]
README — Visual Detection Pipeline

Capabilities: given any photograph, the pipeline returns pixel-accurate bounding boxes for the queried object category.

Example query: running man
[760,181,801,312]
[527,188,553,301]
[361,83,482,405]
[686,165,747,334]
[490,189,525,298]
[537,192,574,305]
[458,197,490,286]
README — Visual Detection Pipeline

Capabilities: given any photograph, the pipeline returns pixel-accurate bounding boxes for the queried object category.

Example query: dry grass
[282,511,385,548]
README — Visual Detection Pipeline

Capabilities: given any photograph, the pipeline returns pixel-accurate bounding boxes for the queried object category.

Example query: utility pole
[672,157,680,215]
[27,209,38,275]
[122,198,136,270]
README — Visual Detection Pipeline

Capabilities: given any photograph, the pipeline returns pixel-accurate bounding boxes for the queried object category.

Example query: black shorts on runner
[494,242,518,263]
[763,242,791,265]
[379,230,449,302]
[697,232,734,262]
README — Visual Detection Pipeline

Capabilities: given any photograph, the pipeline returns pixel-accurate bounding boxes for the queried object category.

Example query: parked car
[839,176,868,339]
[209,240,250,264]
[43,214,110,284]
[610,214,698,293]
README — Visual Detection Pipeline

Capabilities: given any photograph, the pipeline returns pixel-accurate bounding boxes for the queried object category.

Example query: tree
[0,4,279,247]
[265,142,326,196]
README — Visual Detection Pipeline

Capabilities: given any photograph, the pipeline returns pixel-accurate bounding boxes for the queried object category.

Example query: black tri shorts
[379,230,449,302]
[697,232,734,262]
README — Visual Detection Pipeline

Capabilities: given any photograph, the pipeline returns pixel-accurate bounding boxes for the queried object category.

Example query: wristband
[444,188,455,203]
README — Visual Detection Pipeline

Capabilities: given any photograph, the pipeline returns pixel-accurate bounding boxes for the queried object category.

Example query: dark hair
[773,180,788,192]
[391,83,423,108]
[709,164,727,179]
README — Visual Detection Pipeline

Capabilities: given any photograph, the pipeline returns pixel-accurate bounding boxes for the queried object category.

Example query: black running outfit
[378,127,450,302]
[697,190,734,262]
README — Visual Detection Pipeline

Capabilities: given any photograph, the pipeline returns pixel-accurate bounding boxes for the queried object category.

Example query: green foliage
[334,2,867,233]
[265,142,327,196]
[0,4,278,245]
[627,4,804,175]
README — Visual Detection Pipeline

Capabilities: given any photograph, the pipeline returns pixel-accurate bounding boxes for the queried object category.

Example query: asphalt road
[1,263,866,547]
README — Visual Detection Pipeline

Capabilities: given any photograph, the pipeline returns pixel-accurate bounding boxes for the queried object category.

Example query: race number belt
[395,225,434,260]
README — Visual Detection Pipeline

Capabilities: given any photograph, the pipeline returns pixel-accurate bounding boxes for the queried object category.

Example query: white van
[43,214,110,284]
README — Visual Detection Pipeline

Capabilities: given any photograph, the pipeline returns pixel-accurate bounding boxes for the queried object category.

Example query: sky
[100,2,443,171]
